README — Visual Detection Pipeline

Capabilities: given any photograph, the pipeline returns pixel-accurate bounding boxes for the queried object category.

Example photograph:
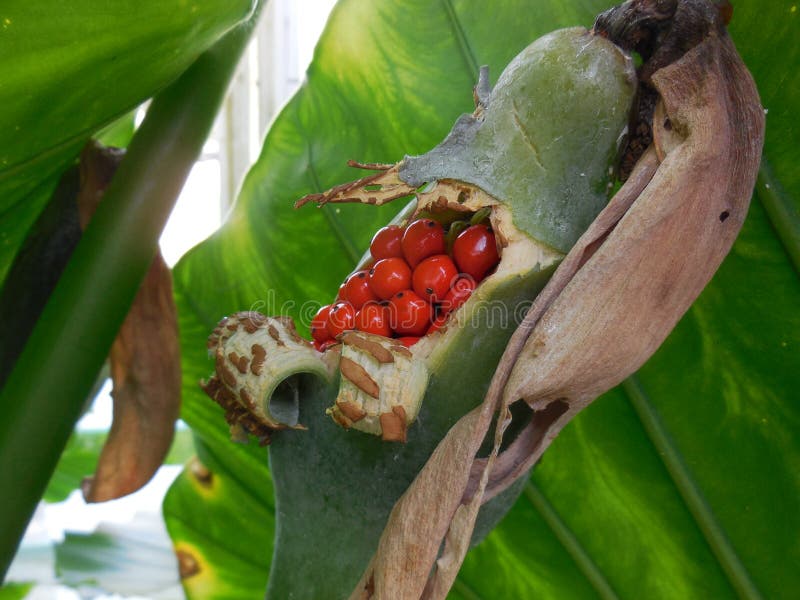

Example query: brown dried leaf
[350,13,764,598]
[76,141,181,503]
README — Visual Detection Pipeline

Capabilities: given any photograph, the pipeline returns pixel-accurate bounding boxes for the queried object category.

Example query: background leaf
[163,0,797,597]
[0,583,31,600]
[44,428,195,504]
[0,0,255,283]
[55,515,182,597]
[0,0,259,576]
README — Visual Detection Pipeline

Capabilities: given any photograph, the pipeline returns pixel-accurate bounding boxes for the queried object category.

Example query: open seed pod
[202,25,637,599]
[349,2,766,598]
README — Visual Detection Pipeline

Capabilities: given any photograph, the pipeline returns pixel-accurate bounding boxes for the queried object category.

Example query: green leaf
[55,516,180,596]
[166,0,795,598]
[0,583,31,600]
[93,110,138,149]
[0,0,256,284]
[0,0,260,577]
[43,431,106,504]
[163,440,274,598]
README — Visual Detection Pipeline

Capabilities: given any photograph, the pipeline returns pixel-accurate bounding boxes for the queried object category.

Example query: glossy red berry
[396,336,422,347]
[355,303,392,337]
[453,224,499,282]
[336,281,347,301]
[369,258,412,300]
[412,254,459,303]
[370,225,404,260]
[311,304,334,344]
[440,276,476,316]
[389,290,432,336]
[401,219,446,268]
[427,313,449,335]
[343,270,377,309]
[326,302,357,338]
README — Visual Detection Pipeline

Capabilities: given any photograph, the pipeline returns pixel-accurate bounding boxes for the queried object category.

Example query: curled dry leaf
[77,141,182,503]
[350,1,765,598]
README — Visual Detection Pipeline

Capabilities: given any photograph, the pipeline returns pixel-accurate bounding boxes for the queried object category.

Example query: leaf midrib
[756,158,800,276]
[621,377,763,600]
[524,481,620,600]
[292,103,362,266]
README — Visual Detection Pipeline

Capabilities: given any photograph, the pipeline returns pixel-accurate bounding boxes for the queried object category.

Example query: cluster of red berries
[310,216,500,351]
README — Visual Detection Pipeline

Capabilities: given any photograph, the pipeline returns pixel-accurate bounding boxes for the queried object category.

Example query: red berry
[314,339,338,352]
[389,290,432,336]
[343,270,377,309]
[369,258,412,300]
[412,254,459,303]
[336,282,347,300]
[355,303,392,337]
[453,224,499,282]
[311,304,334,343]
[427,313,449,335]
[370,225,404,260]
[396,336,422,347]
[326,302,357,338]
[440,276,476,315]
[401,219,446,267]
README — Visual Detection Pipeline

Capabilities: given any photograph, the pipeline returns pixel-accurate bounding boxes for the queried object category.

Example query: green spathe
[400,28,635,253]
[263,27,635,598]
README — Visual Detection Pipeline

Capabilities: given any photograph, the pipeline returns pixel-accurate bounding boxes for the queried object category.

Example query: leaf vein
[755,159,800,276]
[440,0,480,81]
[621,376,764,600]
[524,481,620,600]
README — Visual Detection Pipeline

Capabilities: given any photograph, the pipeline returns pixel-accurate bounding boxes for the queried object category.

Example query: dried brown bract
[351,1,764,597]
[77,141,182,503]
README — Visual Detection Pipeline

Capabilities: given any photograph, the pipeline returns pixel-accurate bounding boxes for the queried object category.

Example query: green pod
[400,27,635,253]
[203,27,635,598]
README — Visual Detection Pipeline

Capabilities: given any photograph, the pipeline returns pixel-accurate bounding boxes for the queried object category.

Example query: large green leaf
[167,0,799,598]
[0,0,256,284]
[0,0,259,578]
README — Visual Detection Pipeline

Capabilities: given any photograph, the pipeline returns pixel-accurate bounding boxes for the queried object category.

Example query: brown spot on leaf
[177,549,201,579]
[340,357,380,398]
[190,457,213,488]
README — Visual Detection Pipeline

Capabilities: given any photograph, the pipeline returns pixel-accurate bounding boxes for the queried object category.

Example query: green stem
[0,3,262,579]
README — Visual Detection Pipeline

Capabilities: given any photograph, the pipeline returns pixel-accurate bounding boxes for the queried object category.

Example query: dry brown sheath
[350,12,764,600]
[77,141,182,503]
